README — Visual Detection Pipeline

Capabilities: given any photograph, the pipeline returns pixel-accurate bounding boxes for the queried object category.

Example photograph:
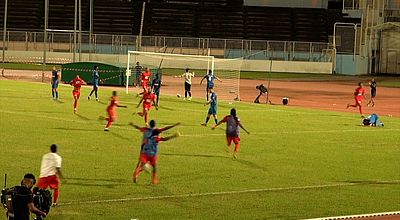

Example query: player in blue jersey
[51,66,60,100]
[151,74,161,109]
[88,65,100,101]
[130,120,180,184]
[212,108,250,159]
[200,70,222,101]
[201,88,218,126]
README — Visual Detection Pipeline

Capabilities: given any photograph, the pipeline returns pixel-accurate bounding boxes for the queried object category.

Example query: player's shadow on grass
[107,131,132,142]
[235,159,268,172]
[64,177,131,188]
[75,113,91,120]
[66,177,128,183]
[53,127,100,132]
[96,100,107,105]
[161,152,229,159]
[55,99,65,104]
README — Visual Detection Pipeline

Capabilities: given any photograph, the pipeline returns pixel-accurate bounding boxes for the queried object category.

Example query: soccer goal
[126,50,242,101]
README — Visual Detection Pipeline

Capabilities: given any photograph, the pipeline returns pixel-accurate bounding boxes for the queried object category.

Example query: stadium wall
[1,51,332,74]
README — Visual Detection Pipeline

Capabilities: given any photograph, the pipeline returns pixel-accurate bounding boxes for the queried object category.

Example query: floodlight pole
[2,0,8,77]
[42,0,49,82]
[78,0,82,61]
[137,1,146,51]
[89,0,93,60]
[73,0,77,62]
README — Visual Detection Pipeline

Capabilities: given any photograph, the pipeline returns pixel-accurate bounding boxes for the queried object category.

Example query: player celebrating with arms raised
[102,91,127,131]
[201,88,218,126]
[130,120,180,184]
[137,87,156,126]
[347,82,367,117]
[200,70,222,101]
[70,75,86,114]
[212,108,250,159]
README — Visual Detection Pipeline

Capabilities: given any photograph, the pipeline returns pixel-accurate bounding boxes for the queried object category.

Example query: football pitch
[0,80,399,219]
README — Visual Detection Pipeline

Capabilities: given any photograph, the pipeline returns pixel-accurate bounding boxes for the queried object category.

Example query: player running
[200,70,222,101]
[175,68,194,101]
[130,120,180,184]
[151,74,161,109]
[138,67,151,96]
[201,88,218,126]
[347,82,367,117]
[51,66,60,100]
[102,91,127,131]
[212,108,250,159]
[70,75,86,114]
[367,78,377,107]
[88,65,100,101]
[137,87,156,126]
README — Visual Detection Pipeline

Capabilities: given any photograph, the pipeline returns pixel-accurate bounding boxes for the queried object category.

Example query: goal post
[126,50,242,101]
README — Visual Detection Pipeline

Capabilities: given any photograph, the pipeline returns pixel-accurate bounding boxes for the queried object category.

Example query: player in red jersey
[129,120,180,184]
[138,67,152,96]
[70,75,86,113]
[137,87,156,126]
[212,108,250,159]
[102,91,127,131]
[347,82,367,117]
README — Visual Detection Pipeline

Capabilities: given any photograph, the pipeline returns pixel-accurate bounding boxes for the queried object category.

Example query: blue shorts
[51,81,59,89]
[208,106,217,115]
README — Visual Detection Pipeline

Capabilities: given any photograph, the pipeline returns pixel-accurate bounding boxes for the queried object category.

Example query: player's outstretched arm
[239,123,250,134]
[129,122,142,130]
[212,120,225,130]
[216,76,222,82]
[160,122,181,132]
[200,76,205,85]
[160,132,180,141]
[137,97,144,108]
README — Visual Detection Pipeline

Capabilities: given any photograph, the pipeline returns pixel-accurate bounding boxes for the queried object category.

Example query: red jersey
[71,77,85,91]
[354,87,365,101]
[141,71,151,84]
[107,96,118,111]
[143,92,156,107]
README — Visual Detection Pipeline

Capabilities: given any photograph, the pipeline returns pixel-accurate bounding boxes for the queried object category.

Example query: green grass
[0,80,400,220]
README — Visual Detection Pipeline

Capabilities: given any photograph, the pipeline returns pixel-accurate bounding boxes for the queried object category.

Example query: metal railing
[1,30,332,63]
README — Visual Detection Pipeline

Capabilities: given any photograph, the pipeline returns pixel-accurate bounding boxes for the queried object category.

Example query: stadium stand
[0,0,360,43]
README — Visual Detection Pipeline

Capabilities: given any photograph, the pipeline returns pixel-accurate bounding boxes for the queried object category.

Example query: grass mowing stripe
[60,180,400,206]
[2,109,399,136]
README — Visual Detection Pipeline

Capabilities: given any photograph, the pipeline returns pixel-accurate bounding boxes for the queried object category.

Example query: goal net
[126,51,242,101]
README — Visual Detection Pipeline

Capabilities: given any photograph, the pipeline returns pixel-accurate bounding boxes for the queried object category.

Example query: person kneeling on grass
[362,113,384,127]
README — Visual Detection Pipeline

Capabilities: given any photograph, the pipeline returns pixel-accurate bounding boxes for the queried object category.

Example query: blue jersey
[210,92,217,107]
[203,74,216,88]
[51,70,59,82]
[141,128,161,157]
[92,70,99,85]
[152,78,161,93]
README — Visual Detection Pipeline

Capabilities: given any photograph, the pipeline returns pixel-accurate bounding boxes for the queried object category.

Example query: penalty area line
[305,211,400,220]
[60,182,371,206]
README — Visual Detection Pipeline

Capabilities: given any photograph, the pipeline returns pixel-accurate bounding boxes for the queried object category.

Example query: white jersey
[180,72,194,84]
[39,152,62,178]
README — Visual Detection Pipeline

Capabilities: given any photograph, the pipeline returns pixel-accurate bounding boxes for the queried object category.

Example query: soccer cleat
[87,96,91,100]
[52,203,58,207]
[104,128,109,132]
[96,98,99,102]
[346,104,350,109]
[74,108,77,114]
[200,123,207,126]
[188,97,192,101]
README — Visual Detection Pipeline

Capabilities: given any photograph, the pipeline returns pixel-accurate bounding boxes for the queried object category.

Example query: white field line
[305,211,400,220]
[60,180,400,206]
[1,109,400,136]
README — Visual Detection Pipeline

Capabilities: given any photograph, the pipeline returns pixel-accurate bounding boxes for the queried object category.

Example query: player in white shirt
[175,68,194,100]
[37,144,64,207]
